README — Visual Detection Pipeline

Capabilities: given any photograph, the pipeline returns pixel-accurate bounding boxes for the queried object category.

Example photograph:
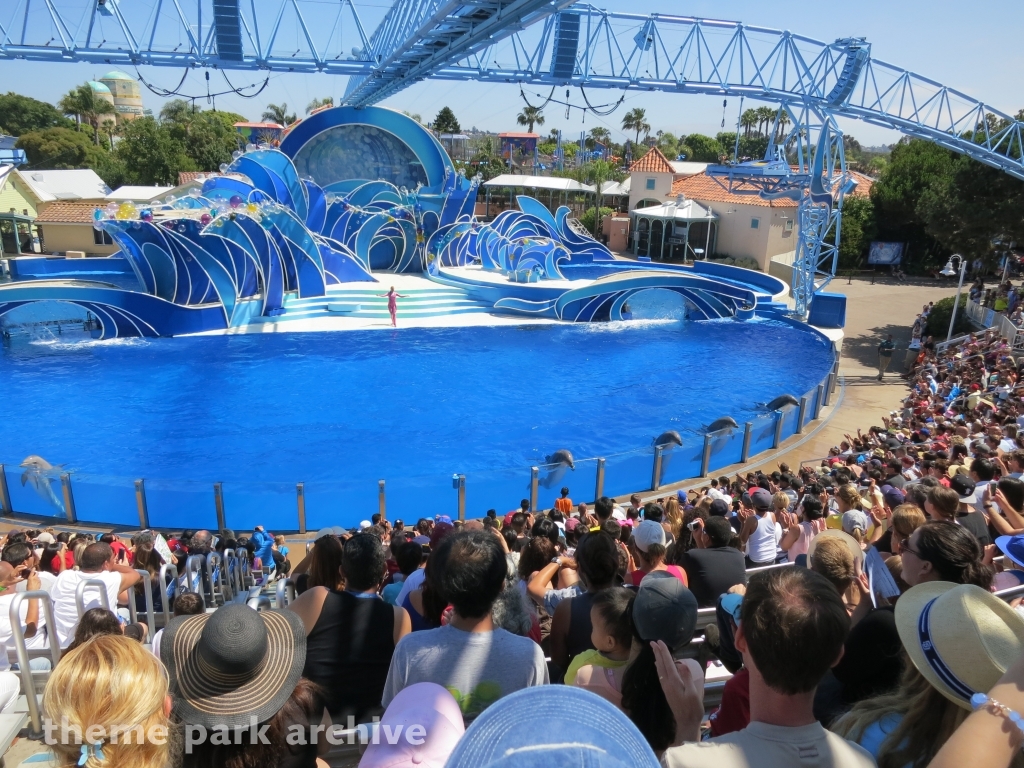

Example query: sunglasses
[899,537,925,559]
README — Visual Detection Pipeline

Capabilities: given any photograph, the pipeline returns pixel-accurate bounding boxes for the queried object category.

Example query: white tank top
[747,513,777,563]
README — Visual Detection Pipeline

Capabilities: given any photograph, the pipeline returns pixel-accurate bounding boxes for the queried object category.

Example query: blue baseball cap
[443,686,661,768]
[996,535,1024,569]
[434,515,452,525]
[720,592,743,624]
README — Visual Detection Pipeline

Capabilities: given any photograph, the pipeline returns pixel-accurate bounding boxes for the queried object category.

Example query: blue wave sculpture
[0,106,777,338]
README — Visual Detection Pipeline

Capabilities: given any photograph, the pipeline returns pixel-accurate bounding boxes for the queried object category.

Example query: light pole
[940,254,967,342]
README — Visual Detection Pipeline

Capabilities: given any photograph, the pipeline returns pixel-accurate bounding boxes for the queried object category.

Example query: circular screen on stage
[291,124,428,189]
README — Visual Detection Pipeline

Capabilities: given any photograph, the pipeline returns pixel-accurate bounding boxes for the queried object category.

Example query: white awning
[601,179,631,196]
[482,174,596,193]
[632,199,716,220]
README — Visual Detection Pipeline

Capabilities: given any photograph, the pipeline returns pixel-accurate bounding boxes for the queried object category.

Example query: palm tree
[262,103,297,125]
[516,105,545,133]
[58,87,87,132]
[740,109,758,137]
[59,85,116,145]
[100,118,118,151]
[589,126,610,146]
[159,99,193,123]
[622,108,651,146]
[775,111,791,140]
[757,106,775,138]
[305,97,334,114]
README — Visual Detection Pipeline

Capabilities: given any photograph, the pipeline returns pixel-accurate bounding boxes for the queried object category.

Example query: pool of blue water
[0,305,833,530]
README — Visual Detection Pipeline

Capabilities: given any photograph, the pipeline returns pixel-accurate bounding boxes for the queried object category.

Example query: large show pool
[0,307,834,530]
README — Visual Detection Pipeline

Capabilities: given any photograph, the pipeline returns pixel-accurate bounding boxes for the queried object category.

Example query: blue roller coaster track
[2,2,1020,180]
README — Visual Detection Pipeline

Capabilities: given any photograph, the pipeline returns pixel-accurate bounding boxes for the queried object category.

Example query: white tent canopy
[632,198,715,220]
[482,174,596,193]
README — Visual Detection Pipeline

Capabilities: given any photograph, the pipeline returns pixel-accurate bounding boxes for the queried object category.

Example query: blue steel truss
[437,8,1024,180]
[0,0,374,74]
[3,3,1021,181]
[341,0,578,106]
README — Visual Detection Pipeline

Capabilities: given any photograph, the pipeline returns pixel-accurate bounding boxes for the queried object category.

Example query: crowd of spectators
[6,325,1024,768]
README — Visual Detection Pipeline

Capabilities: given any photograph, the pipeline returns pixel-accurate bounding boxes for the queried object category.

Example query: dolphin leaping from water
[763,394,800,411]
[19,455,65,513]
[653,431,683,448]
[538,449,575,489]
[706,417,739,434]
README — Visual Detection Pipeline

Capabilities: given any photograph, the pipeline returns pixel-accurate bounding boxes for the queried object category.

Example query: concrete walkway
[768,276,957,470]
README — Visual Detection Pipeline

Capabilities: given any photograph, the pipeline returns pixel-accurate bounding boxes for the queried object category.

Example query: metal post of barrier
[823,374,834,406]
[10,591,61,738]
[205,552,222,605]
[0,464,11,515]
[595,458,606,500]
[213,482,226,534]
[700,434,713,478]
[296,482,307,534]
[456,474,466,521]
[60,472,77,524]
[773,412,784,449]
[740,422,753,464]
[134,569,156,641]
[530,467,539,513]
[75,579,111,618]
[797,396,809,434]
[651,447,663,491]
[814,384,825,420]
[275,578,296,608]
[135,479,149,529]
[158,564,177,627]
[378,479,386,521]
[830,361,840,394]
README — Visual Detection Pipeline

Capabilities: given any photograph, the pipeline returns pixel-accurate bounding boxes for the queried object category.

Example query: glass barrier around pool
[0,361,840,531]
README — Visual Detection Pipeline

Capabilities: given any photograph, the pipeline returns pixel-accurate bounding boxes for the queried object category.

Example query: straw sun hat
[161,604,306,729]
[895,582,1024,709]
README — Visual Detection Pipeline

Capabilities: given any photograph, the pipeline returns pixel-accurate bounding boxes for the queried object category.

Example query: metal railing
[9,591,61,739]
[74,578,111,618]
[125,569,157,641]
[158,563,178,626]
[275,578,296,609]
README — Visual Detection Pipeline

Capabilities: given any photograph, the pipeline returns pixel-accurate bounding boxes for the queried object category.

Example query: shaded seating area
[630,194,717,262]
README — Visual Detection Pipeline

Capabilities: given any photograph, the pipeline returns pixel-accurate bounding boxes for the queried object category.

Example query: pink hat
[358,683,465,768]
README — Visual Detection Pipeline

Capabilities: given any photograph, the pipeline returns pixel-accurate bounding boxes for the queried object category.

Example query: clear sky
[1,0,1021,148]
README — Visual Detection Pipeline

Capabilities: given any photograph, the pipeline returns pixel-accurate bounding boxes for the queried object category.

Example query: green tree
[834,195,876,269]
[159,99,195,124]
[58,84,116,144]
[305,97,334,114]
[109,117,195,185]
[432,106,460,134]
[683,133,725,162]
[579,206,612,234]
[740,108,758,137]
[622,108,650,145]
[516,105,544,134]
[589,126,611,146]
[0,92,72,136]
[261,103,296,125]
[15,127,108,170]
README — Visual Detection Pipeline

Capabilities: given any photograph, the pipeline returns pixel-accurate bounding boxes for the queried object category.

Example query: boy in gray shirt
[381,530,548,719]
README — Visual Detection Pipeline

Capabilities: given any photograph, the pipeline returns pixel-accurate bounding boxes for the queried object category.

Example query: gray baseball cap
[632,573,699,651]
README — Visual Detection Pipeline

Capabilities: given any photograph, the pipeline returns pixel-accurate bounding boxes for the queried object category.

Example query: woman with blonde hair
[663,496,683,540]
[43,634,171,768]
[833,583,1024,768]
[835,484,871,548]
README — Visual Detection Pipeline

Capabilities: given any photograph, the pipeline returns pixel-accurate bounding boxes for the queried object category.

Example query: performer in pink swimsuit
[379,286,408,327]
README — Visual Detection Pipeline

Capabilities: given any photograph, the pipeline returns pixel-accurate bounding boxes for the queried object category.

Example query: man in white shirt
[657,568,874,768]
[50,542,142,648]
